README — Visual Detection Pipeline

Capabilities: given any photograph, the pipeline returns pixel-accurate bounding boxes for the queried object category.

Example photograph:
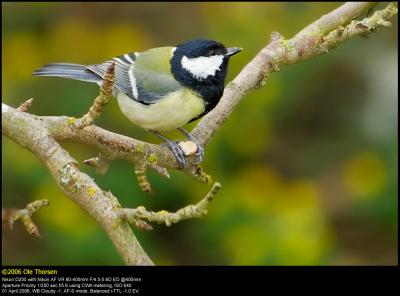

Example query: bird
[33,38,242,168]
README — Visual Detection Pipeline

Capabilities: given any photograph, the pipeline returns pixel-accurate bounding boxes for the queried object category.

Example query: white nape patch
[171,47,177,55]
[128,63,138,99]
[181,55,224,80]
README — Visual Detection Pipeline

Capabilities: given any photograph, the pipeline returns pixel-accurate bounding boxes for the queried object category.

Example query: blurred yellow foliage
[45,18,153,62]
[232,166,282,212]
[220,165,332,264]
[223,224,272,265]
[2,17,153,99]
[2,137,41,172]
[342,150,388,200]
[2,32,41,96]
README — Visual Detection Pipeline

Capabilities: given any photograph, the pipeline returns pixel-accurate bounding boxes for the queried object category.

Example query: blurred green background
[2,2,398,265]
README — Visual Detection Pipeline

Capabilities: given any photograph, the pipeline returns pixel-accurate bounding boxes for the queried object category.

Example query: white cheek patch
[181,55,224,80]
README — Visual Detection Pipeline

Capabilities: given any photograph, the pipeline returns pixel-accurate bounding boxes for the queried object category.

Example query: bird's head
[171,38,242,85]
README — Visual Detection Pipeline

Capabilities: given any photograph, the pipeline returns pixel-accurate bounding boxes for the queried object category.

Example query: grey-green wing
[86,47,182,105]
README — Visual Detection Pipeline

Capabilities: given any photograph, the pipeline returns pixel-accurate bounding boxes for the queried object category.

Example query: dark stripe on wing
[87,52,137,100]
[86,51,173,105]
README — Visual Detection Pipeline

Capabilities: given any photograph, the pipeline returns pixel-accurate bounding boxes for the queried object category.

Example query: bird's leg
[177,127,204,164]
[153,131,186,169]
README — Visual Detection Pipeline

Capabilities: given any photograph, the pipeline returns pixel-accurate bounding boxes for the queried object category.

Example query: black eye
[208,49,216,56]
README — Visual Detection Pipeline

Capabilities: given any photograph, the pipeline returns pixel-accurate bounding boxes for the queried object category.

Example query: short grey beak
[225,47,242,57]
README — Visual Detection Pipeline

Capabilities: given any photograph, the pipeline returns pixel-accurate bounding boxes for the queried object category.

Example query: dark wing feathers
[34,48,181,105]
[86,50,181,105]
[87,55,134,98]
[34,63,101,82]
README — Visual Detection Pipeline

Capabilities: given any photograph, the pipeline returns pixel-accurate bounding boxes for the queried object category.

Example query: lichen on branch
[121,182,221,228]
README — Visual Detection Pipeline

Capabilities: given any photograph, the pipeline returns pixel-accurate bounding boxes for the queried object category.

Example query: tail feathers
[33,63,101,83]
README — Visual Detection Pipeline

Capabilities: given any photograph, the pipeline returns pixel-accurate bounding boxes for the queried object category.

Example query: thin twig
[121,182,221,228]
[83,154,110,174]
[76,62,115,128]
[5,199,50,238]
[17,98,34,112]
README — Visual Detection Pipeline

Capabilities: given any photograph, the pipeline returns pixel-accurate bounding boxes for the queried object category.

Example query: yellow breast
[116,89,205,131]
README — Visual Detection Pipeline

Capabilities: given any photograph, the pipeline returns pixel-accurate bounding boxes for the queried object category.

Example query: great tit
[34,38,242,168]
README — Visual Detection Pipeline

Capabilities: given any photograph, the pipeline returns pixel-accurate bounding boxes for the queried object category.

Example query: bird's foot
[177,127,204,165]
[153,131,186,169]
[163,140,186,169]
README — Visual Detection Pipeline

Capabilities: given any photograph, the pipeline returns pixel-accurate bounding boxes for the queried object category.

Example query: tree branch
[191,2,397,146]
[2,2,397,265]
[23,2,397,184]
[2,103,154,265]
